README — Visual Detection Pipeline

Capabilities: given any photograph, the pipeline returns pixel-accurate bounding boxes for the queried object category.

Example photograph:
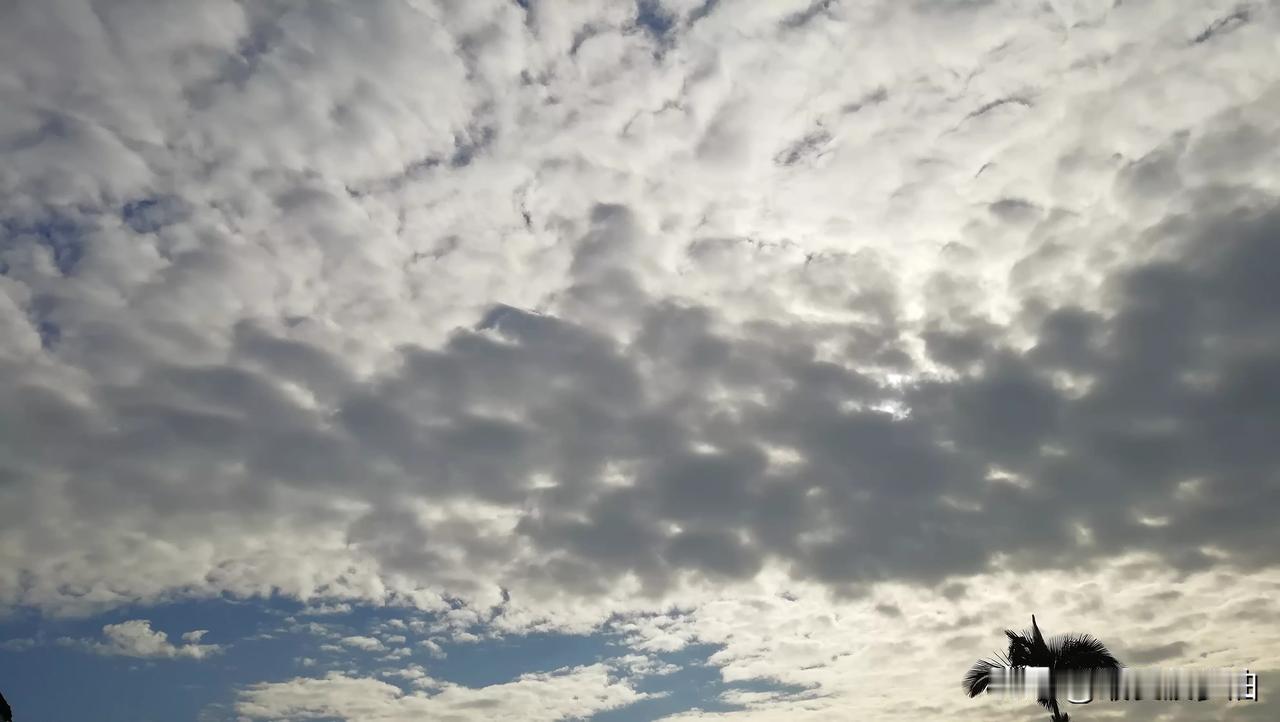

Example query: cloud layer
[2,0,1279,719]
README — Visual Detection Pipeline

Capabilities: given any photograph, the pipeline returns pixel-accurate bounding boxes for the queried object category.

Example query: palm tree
[963,615,1121,722]
[0,688,10,722]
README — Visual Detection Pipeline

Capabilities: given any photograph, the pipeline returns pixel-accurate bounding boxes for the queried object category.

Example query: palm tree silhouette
[0,688,10,722]
[963,615,1121,722]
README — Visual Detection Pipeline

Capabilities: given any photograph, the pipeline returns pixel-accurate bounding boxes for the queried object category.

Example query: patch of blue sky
[121,196,189,235]
[0,594,328,721]
[635,0,676,40]
[26,294,61,350]
[1,214,85,276]
[596,643,817,722]
[0,597,803,721]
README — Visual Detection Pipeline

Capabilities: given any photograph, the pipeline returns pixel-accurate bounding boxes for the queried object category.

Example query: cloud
[611,653,680,677]
[63,619,222,660]
[0,637,37,652]
[2,0,1280,719]
[0,0,1276,622]
[339,636,386,652]
[618,558,1280,721]
[236,664,645,722]
[300,602,354,616]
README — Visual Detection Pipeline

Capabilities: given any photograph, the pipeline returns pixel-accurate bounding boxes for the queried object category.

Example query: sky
[0,0,1278,720]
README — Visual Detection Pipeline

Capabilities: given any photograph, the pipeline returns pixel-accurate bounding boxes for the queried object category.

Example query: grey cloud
[840,87,888,115]
[0,0,1278,647]
[378,197,1280,591]
[1192,7,1251,44]
[0,199,1272,612]
[780,0,838,31]
[774,128,833,167]
[874,602,902,618]
[987,198,1041,225]
[1117,132,1189,203]
[1123,641,1189,665]
[4,190,1280,613]
[962,96,1033,123]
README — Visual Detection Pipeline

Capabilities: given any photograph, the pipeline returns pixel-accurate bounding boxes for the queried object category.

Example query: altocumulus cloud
[1,0,1280,720]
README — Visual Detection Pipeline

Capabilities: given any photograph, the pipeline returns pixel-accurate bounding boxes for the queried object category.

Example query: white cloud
[237,664,645,722]
[65,619,222,660]
[610,653,680,677]
[380,647,412,661]
[300,602,354,616]
[0,637,37,651]
[339,635,386,652]
[630,559,1280,721]
[418,639,447,659]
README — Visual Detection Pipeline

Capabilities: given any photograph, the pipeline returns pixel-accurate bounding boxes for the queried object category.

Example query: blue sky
[0,598,796,721]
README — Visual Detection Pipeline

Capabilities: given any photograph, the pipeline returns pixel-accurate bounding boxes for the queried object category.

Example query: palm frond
[1030,615,1047,650]
[1049,633,1121,669]
[1005,623,1050,666]
[962,654,1005,697]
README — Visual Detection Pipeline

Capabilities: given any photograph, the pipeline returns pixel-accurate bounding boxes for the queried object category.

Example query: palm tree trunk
[1047,697,1069,722]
